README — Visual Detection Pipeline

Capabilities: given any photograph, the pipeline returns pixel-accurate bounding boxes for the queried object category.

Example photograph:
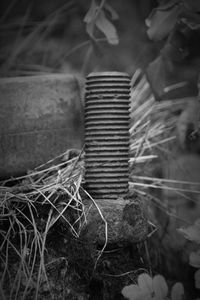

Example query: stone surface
[0,74,84,178]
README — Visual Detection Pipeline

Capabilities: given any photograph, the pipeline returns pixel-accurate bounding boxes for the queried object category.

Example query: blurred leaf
[153,275,168,299]
[85,21,95,39]
[84,0,97,24]
[138,273,153,294]
[146,55,166,99]
[90,39,103,57]
[95,10,119,45]
[105,3,119,20]
[121,274,154,300]
[194,269,200,289]
[84,0,119,45]
[146,0,180,28]
[84,0,98,38]
[180,11,200,30]
[161,40,188,62]
[121,284,142,300]
[189,251,200,268]
[178,219,200,244]
[171,282,184,300]
[146,4,181,40]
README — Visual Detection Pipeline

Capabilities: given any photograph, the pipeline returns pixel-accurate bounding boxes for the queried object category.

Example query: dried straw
[0,70,198,299]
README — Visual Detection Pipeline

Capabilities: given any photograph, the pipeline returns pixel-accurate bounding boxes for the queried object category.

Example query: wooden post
[0,74,84,178]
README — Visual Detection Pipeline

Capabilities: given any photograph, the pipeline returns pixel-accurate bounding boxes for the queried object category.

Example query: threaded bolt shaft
[84,72,130,199]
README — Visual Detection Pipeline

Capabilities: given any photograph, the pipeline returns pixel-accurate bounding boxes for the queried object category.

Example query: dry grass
[0,150,86,299]
[129,70,200,214]
[0,68,199,298]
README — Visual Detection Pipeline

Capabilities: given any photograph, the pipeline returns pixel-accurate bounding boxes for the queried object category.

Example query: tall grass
[0,1,87,77]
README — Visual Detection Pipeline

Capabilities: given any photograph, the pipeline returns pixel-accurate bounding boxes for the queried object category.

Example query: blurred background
[0,0,156,78]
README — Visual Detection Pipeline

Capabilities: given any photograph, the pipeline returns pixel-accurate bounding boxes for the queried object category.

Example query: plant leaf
[84,0,98,38]
[138,273,153,294]
[84,0,119,45]
[146,0,180,27]
[153,275,168,298]
[189,251,200,268]
[180,11,200,30]
[84,0,97,23]
[95,10,119,45]
[121,284,142,300]
[178,220,200,244]
[146,55,166,99]
[171,282,184,300]
[146,4,181,40]
[85,22,95,38]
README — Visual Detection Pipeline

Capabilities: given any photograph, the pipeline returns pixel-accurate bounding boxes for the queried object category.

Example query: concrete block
[0,74,84,178]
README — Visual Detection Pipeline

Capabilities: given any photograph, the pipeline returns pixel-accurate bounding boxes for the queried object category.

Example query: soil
[1,211,149,300]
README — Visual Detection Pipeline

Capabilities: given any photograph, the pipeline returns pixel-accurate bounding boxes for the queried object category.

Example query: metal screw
[84,72,130,200]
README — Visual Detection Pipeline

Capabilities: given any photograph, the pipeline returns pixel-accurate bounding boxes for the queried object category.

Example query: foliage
[121,273,184,300]
[178,219,200,290]
[0,0,120,77]
[84,0,119,45]
[146,0,200,99]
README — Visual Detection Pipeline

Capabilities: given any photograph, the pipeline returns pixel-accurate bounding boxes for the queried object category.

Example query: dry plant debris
[0,150,87,299]
[0,70,199,299]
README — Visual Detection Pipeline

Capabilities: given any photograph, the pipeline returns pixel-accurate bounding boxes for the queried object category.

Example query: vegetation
[0,0,200,299]
[146,0,200,100]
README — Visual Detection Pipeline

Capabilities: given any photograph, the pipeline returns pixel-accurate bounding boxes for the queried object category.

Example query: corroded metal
[84,72,130,199]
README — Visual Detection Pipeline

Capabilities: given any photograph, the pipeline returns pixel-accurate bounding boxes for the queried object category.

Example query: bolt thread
[84,72,130,199]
